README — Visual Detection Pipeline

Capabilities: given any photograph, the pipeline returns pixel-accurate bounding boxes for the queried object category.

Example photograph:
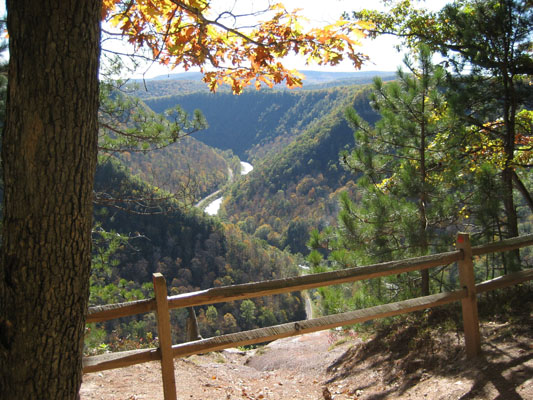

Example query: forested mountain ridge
[117,79,381,256]
[120,135,231,203]
[119,81,381,256]
[144,87,365,161]
[84,80,382,348]
[89,160,306,347]
[220,86,379,254]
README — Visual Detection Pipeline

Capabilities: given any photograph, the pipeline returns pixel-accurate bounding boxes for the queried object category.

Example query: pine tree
[337,46,462,296]
[352,0,533,272]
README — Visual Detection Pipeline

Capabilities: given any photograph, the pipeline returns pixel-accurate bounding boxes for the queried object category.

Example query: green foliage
[432,0,532,271]
[344,47,459,282]
[305,11,533,311]
[257,307,277,327]
[85,159,306,353]
[352,0,533,272]
[351,0,532,78]
[98,57,207,155]
[308,47,469,312]
[222,86,379,255]
[239,300,257,330]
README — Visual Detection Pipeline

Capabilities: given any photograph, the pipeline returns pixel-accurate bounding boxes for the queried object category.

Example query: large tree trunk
[0,1,101,398]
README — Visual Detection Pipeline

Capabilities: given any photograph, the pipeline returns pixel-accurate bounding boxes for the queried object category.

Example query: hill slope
[220,85,378,254]
[144,87,361,161]
[90,160,306,345]
[121,135,231,203]
[133,82,380,255]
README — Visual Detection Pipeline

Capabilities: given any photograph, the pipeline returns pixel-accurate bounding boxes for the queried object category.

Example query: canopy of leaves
[103,0,372,93]
[351,0,533,77]
[349,0,532,271]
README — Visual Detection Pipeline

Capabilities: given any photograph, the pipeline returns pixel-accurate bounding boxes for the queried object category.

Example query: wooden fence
[83,233,533,400]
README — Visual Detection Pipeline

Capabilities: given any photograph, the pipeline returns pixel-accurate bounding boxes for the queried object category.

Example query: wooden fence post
[153,273,177,400]
[456,233,481,358]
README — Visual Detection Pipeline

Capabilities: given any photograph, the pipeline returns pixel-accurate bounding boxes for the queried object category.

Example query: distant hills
[129,70,396,98]
[138,70,395,84]
[146,71,205,81]
[119,75,384,256]
[144,88,357,161]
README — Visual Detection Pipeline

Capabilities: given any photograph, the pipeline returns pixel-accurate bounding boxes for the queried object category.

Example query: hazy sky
[1,1,451,78]
[117,0,451,78]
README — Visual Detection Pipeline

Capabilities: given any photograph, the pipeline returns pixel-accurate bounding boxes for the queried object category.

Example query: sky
[0,1,450,79]
[113,0,450,79]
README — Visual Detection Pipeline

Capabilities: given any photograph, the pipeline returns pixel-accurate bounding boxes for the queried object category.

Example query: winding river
[203,161,253,216]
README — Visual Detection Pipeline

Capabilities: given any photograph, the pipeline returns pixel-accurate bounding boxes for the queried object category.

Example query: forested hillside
[86,41,531,358]
[140,72,394,161]
[121,135,230,203]
[121,81,381,257]
[88,160,305,350]
[221,86,379,254]
[84,78,387,351]
[145,89,348,161]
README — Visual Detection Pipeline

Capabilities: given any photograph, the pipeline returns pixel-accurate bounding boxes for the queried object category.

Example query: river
[204,161,253,216]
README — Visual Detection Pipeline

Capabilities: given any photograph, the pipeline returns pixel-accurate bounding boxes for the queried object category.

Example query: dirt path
[80,330,352,400]
[80,322,533,400]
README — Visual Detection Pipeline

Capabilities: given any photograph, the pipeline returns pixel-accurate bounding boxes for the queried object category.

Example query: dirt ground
[80,319,533,400]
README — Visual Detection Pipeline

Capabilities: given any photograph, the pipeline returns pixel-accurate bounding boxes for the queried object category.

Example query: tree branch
[512,170,533,214]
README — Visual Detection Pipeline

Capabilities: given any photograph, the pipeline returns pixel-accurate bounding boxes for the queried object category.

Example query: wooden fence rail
[86,250,462,322]
[83,233,533,400]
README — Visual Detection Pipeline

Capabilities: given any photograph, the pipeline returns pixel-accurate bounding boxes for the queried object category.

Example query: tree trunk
[501,71,521,272]
[419,63,430,296]
[0,1,101,398]
[502,167,521,272]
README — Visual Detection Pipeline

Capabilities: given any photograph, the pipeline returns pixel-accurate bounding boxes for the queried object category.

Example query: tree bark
[501,70,521,272]
[0,1,101,398]
[502,167,521,272]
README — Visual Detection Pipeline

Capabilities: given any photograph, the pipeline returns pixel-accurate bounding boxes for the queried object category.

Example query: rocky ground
[80,309,533,400]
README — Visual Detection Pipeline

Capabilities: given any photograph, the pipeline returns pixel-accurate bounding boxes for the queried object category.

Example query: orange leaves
[104,1,370,93]
[102,0,118,19]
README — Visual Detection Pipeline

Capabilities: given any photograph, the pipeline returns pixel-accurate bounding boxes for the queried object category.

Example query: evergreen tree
[323,47,463,298]
[441,0,532,271]
[239,299,257,330]
[352,0,533,271]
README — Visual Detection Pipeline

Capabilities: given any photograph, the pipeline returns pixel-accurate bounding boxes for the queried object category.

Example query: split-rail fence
[83,233,533,400]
